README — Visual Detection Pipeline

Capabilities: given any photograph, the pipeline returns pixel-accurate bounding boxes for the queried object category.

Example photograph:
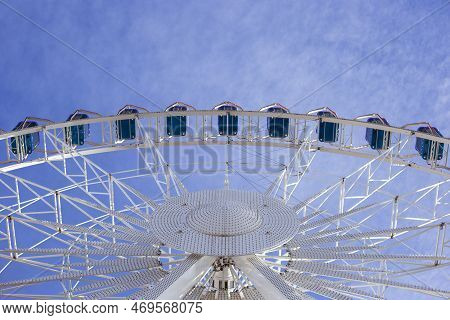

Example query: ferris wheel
[0,102,448,300]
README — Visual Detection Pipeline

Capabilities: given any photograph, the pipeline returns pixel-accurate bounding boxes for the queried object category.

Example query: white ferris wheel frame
[0,109,448,300]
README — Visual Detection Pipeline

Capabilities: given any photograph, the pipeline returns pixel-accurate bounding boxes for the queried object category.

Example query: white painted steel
[233,256,290,300]
[129,254,215,300]
[150,189,300,256]
[1,110,448,144]
[0,107,449,300]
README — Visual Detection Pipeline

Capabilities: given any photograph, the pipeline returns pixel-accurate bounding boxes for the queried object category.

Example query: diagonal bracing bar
[265,129,315,203]
[136,119,187,198]
[129,254,215,300]
[234,255,311,300]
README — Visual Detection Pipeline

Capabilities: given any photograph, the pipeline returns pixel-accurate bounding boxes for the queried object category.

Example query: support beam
[265,130,315,202]
[136,119,187,197]
[234,256,308,300]
[130,254,215,300]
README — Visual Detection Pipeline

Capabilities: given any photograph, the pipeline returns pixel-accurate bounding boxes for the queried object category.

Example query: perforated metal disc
[151,189,300,256]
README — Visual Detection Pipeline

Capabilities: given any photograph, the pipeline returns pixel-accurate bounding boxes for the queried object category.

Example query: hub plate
[151,189,300,256]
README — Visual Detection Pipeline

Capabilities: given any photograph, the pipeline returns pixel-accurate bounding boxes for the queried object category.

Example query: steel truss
[0,109,448,300]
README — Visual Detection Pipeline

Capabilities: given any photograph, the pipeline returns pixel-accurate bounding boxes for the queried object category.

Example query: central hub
[186,201,262,236]
[150,189,300,256]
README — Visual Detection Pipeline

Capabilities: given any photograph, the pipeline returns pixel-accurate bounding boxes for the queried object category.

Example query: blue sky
[0,0,449,133]
[0,0,449,299]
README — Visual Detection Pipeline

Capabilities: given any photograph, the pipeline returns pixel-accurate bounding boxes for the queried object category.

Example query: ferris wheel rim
[1,109,448,143]
[0,108,449,300]
[0,140,448,179]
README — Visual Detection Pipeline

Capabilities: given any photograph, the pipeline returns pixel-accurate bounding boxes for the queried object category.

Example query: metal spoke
[128,254,214,300]
[0,108,448,299]
[136,119,187,197]
[283,272,383,299]
[0,255,162,289]
[234,256,312,300]
[74,268,167,299]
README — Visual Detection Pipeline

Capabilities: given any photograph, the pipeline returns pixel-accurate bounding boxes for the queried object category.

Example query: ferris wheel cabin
[317,110,339,143]
[365,116,391,150]
[261,104,290,138]
[415,126,444,161]
[115,106,138,141]
[10,120,40,155]
[214,102,242,136]
[64,112,90,146]
[165,103,194,137]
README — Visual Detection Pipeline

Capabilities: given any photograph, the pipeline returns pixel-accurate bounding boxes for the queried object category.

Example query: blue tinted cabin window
[317,111,339,142]
[116,109,137,140]
[266,107,289,138]
[166,106,187,137]
[415,127,444,161]
[268,117,289,138]
[365,118,391,150]
[26,132,40,154]
[217,105,238,136]
[218,114,238,136]
[166,115,187,136]
[65,113,89,146]
[10,121,40,155]
[10,137,17,154]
